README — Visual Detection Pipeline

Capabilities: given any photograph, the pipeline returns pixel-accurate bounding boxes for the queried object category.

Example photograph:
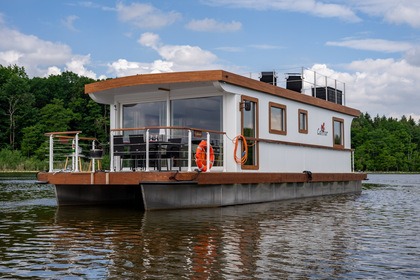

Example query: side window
[333,117,344,148]
[298,109,308,134]
[269,102,287,135]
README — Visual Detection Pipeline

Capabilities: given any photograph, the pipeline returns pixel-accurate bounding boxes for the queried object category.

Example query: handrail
[111,126,226,135]
[44,131,82,136]
[45,131,98,172]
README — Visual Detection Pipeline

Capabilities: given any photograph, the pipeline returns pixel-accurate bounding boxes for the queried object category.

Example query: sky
[1,0,420,120]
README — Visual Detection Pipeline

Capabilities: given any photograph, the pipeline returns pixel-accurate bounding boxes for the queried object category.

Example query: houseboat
[37,69,367,210]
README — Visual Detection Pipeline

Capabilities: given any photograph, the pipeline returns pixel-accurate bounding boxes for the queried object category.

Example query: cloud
[0,20,98,78]
[108,32,219,76]
[307,61,420,121]
[215,46,243,52]
[107,58,174,76]
[0,23,72,76]
[65,55,97,79]
[351,0,420,28]
[202,0,360,22]
[62,15,79,32]
[405,46,420,67]
[116,2,181,29]
[250,44,282,50]
[46,66,62,76]
[186,18,242,32]
[326,38,414,53]
[138,32,160,49]
[202,0,420,28]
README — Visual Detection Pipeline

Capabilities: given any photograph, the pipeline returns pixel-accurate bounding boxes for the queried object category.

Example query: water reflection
[49,196,367,279]
[1,176,419,279]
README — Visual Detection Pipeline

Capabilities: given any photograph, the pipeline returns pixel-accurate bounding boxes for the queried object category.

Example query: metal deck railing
[44,127,226,173]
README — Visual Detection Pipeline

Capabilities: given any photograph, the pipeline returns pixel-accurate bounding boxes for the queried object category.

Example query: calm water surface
[0,173,419,279]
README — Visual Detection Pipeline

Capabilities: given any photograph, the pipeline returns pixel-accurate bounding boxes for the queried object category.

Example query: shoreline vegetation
[1,64,420,173]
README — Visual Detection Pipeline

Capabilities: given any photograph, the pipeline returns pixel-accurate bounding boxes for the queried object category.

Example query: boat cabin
[73,69,359,174]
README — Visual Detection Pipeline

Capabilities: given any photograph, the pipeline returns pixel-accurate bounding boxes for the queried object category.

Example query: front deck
[44,127,226,174]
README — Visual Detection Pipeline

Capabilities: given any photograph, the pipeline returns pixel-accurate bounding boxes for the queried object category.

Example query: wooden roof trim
[85,70,224,94]
[85,70,361,117]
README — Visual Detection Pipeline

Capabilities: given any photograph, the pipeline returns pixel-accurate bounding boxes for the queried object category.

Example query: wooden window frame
[332,117,344,149]
[269,102,287,135]
[298,109,308,134]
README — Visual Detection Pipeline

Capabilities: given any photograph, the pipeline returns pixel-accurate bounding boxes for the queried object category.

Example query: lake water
[0,173,419,279]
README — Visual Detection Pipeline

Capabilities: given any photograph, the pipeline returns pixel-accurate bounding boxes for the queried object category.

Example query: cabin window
[241,96,259,169]
[333,117,344,148]
[298,109,308,134]
[171,96,222,131]
[123,101,167,130]
[269,102,287,135]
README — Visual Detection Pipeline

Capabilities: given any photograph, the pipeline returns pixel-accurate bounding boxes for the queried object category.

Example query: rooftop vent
[312,86,343,105]
[285,73,302,93]
[260,71,277,86]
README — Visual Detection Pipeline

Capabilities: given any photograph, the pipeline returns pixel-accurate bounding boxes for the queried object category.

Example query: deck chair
[113,135,129,170]
[163,138,183,171]
[129,134,145,170]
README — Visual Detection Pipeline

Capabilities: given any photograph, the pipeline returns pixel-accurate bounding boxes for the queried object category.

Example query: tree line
[352,113,420,172]
[1,64,420,172]
[0,65,108,171]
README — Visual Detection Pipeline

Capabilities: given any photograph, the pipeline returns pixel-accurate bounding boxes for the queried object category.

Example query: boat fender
[195,140,215,172]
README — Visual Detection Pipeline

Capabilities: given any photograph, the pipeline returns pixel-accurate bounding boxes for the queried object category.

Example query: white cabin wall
[109,103,119,131]
[223,93,242,172]
[219,83,355,173]
[259,143,351,172]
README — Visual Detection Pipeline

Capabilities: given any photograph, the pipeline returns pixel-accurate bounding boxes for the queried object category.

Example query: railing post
[325,76,328,101]
[92,140,96,172]
[206,132,210,172]
[49,134,54,172]
[75,133,79,172]
[344,83,346,105]
[188,130,192,172]
[334,79,338,104]
[110,132,115,172]
[223,134,227,172]
[145,129,150,172]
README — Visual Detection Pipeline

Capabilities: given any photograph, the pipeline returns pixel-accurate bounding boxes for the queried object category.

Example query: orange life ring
[195,140,214,172]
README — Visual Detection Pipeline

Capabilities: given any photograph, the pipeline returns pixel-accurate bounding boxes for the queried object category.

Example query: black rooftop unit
[312,86,343,105]
[260,71,277,86]
[286,74,302,93]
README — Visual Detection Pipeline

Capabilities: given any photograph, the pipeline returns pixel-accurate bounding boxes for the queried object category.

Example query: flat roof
[85,70,361,117]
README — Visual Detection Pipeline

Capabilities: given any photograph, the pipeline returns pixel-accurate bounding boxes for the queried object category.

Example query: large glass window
[333,117,344,148]
[123,101,167,128]
[171,96,222,131]
[269,102,287,135]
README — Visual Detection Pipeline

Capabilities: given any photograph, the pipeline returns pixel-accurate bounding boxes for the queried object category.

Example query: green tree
[0,65,35,149]
[21,99,78,158]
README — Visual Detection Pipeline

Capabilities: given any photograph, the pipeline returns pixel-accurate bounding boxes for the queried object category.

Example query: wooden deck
[37,171,367,186]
